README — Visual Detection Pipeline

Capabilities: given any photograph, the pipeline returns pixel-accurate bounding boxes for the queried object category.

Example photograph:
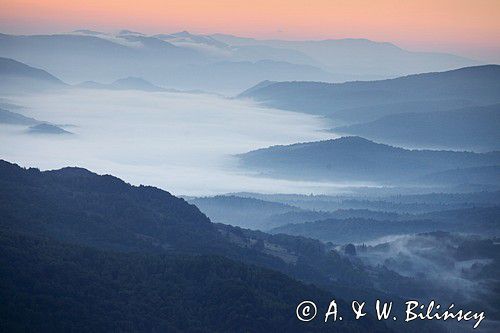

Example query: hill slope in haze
[237,136,500,183]
[0,107,40,125]
[78,76,167,92]
[0,31,480,93]
[188,195,303,230]
[334,104,500,151]
[0,56,66,92]
[211,34,477,78]
[0,33,338,93]
[270,206,500,244]
[240,65,500,121]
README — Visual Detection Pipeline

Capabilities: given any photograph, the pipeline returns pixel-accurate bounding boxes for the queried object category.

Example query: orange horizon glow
[1,0,499,60]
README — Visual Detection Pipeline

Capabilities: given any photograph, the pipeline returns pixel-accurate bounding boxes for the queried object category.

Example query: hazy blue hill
[264,209,404,229]
[166,59,339,92]
[334,104,500,151]
[157,31,322,67]
[418,166,500,186]
[1,31,479,94]
[0,33,338,93]
[155,31,231,49]
[232,191,500,214]
[330,99,475,124]
[271,218,437,244]
[72,29,107,36]
[0,56,63,82]
[0,107,39,125]
[238,79,276,95]
[237,136,500,183]
[0,33,204,84]
[27,123,72,135]
[270,206,500,244]
[110,77,166,91]
[0,56,66,92]
[188,195,303,230]
[78,76,166,92]
[211,34,477,78]
[239,65,500,119]
[190,195,409,230]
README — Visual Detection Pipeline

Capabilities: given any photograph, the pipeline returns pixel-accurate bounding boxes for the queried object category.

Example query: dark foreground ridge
[0,160,387,332]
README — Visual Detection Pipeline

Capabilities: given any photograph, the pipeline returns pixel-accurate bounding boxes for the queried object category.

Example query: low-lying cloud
[0,89,338,195]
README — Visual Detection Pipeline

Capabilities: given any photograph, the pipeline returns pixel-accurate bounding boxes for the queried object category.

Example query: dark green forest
[0,160,386,332]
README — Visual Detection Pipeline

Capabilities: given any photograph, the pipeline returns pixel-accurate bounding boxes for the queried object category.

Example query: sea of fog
[0,89,366,195]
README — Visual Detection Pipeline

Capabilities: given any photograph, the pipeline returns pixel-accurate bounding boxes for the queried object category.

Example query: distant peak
[335,136,373,143]
[71,29,106,36]
[117,29,144,36]
[55,166,97,177]
[171,30,192,38]
[113,76,149,83]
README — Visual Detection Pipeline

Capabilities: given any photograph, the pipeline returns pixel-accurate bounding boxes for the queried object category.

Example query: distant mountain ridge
[333,104,500,151]
[237,136,500,183]
[0,56,63,83]
[0,107,40,125]
[0,56,66,92]
[270,206,500,244]
[78,77,166,92]
[0,30,481,93]
[239,65,500,118]
[211,34,477,78]
[27,123,72,135]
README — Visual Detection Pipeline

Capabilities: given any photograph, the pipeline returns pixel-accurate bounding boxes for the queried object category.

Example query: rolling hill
[0,160,400,296]
[0,107,40,125]
[211,34,477,78]
[270,206,500,244]
[78,76,167,92]
[0,56,66,92]
[236,136,500,183]
[0,31,481,94]
[1,229,361,332]
[187,195,303,230]
[0,32,338,93]
[239,65,500,121]
[27,123,72,135]
[333,104,500,151]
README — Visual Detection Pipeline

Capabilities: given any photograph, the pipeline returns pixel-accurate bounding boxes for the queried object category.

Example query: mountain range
[0,107,40,125]
[237,136,500,183]
[6,160,447,331]
[211,33,477,78]
[333,104,500,151]
[270,206,500,244]
[0,30,481,93]
[27,123,72,135]
[77,76,167,92]
[239,65,500,120]
[0,56,66,93]
[1,159,492,331]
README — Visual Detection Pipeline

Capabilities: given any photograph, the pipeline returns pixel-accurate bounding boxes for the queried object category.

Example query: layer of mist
[0,89,345,195]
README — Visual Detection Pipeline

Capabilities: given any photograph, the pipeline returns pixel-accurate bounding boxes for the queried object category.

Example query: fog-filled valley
[0,88,338,195]
[1,29,499,332]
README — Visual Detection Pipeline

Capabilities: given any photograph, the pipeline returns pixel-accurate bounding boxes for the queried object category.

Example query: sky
[0,0,499,61]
